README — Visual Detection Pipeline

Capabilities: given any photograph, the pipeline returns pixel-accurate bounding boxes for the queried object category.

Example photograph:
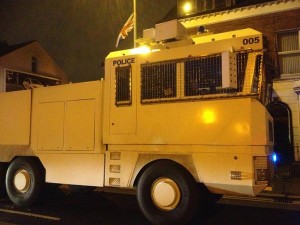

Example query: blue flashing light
[272,153,278,163]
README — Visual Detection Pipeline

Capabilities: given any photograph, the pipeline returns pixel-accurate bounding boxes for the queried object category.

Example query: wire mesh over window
[252,54,263,93]
[185,55,222,96]
[141,62,177,101]
[236,52,248,92]
[140,51,260,103]
[115,66,131,106]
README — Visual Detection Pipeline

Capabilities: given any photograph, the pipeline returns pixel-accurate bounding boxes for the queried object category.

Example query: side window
[141,62,177,102]
[184,55,222,96]
[139,51,258,103]
[252,54,263,93]
[115,66,132,106]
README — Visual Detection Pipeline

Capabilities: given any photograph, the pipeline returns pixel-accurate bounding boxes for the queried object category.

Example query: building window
[115,66,132,106]
[178,0,234,17]
[32,57,37,73]
[277,29,300,79]
[197,0,234,12]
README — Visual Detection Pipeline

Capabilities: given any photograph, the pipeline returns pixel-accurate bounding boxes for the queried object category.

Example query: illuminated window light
[183,2,192,14]
[179,1,196,16]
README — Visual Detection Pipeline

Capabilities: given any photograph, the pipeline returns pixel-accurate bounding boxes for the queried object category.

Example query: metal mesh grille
[252,54,263,93]
[140,51,260,103]
[254,156,269,184]
[141,62,177,100]
[109,178,120,186]
[110,152,121,160]
[110,165,121,173]
[236,52,248,92]
[185,55,222,96]
[115,66,131,106]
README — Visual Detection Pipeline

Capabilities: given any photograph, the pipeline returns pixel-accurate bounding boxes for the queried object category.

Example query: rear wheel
[137,160,199,225]
[6,157,45,206]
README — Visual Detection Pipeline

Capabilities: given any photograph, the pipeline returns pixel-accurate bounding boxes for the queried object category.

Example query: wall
[0,42,68,83]
[188,9,300,54]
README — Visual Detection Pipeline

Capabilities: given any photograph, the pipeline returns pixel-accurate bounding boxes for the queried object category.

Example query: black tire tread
[137,159,198,225]
[5,157,45,206]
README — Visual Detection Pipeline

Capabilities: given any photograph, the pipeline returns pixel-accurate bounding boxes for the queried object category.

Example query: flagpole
[133,0,137,48]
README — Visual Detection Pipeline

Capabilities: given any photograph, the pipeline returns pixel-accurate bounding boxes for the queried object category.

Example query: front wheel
[6,157,45,206]
[137,160,199,225]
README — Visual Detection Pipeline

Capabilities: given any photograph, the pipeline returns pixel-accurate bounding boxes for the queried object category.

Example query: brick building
[0,41,68,92]
[179,0,300,162]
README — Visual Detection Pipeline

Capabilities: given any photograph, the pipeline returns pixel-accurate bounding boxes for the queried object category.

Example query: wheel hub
[14,169,31,193]
[151,178,181,211]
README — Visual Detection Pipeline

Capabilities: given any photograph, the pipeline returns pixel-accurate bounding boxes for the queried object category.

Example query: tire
[137,160,199,225]
[6,157,45,207]
[0,162,8,197]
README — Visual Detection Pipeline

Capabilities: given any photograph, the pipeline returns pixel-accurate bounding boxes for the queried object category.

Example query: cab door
[109,63,137,135]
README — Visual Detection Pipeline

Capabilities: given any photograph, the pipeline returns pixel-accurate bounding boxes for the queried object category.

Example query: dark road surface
[0,187,299,225]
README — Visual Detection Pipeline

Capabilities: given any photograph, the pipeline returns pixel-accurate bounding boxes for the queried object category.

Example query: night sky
[0,0,177,82]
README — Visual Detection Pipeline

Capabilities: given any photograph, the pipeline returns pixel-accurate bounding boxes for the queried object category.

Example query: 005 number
[242,37,260,45]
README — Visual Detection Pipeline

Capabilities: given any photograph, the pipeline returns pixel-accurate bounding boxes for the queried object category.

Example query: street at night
[0,188,299,225]
[1,1,300,225]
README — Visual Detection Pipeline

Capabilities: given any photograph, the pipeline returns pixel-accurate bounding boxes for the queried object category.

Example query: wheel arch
[133,159,160,187]
[8,156,45,172]
[132,155,199,187]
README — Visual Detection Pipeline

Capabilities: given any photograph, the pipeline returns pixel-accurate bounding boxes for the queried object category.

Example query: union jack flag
[116,13,134,48]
